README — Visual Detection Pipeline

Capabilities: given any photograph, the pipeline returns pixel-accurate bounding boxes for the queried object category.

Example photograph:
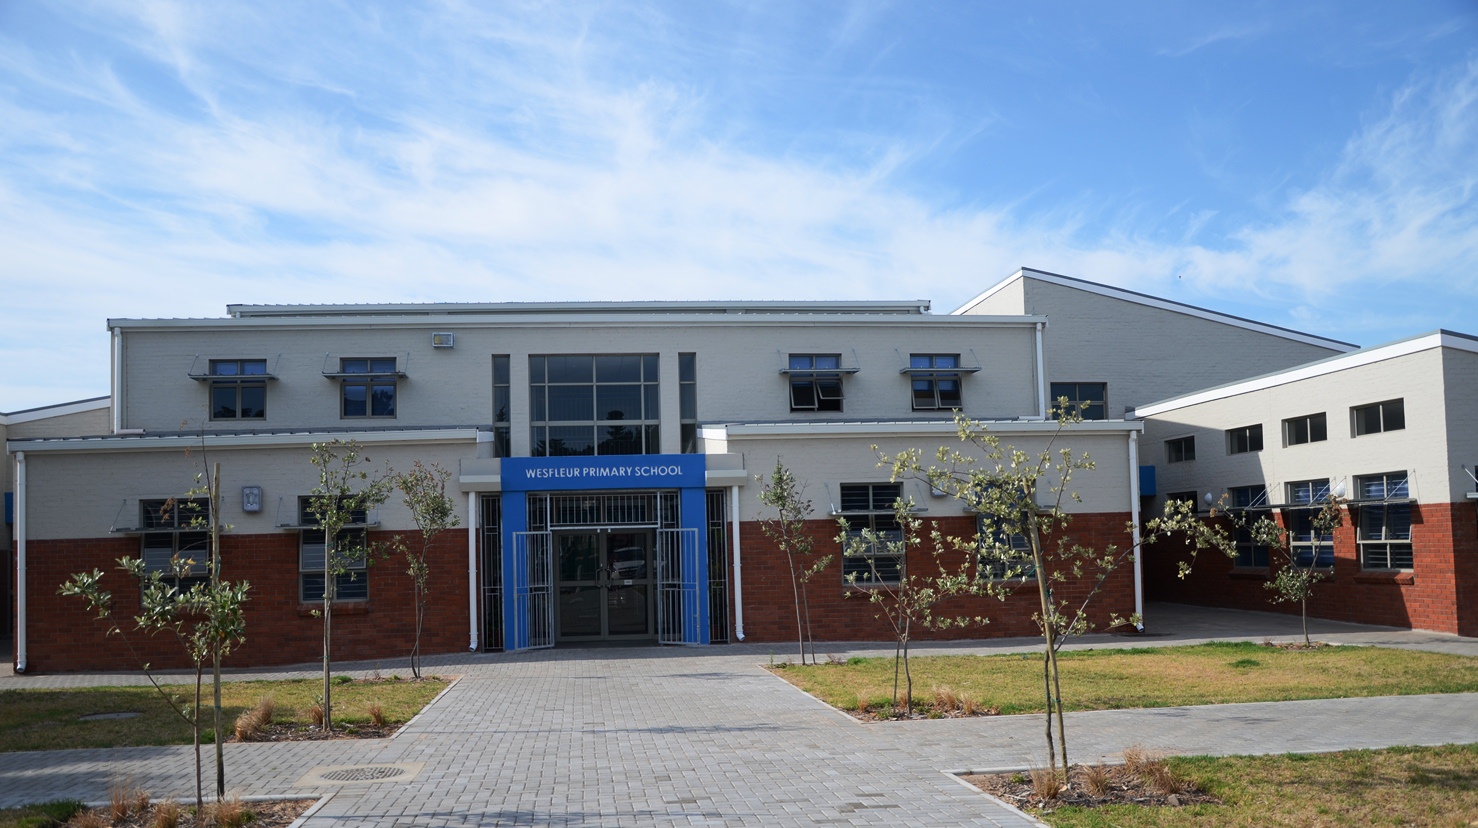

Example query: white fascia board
[227,299,934,317]
[953,268,1355,351]
[715,419,1143,439]
[8,428,479,454]
[1132,331,1474,418]
[0,396,110,425]
[107,312,1046,332]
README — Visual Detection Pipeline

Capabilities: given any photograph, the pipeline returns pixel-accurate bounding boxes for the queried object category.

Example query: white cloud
[1,3,1476,410]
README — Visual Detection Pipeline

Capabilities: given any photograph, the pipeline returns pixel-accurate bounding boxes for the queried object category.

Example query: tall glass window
[680,353,697,453]
[530,355,660,456]
[492,355,511,457]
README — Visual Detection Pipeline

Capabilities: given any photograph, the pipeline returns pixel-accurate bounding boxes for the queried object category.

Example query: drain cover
[319,766,407,782]
[80,712,142,721]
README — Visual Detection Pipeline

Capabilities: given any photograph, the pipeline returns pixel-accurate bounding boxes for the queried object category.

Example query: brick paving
[2,603,1477,826]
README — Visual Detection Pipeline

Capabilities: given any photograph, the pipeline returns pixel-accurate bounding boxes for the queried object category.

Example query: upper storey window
[1165,436,1195,463]
[1227,424,1264,455]
[208,359,268,420]
[1353,399,1404,437]
[530,355,660,456]
[908,354,963,411]
[339,358,399,418]
[1284,412,1327,446]
[786,354,845,412]
[1049,382,1107,420]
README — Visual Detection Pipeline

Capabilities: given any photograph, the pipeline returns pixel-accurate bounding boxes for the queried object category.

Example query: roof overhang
[7,428,478,455]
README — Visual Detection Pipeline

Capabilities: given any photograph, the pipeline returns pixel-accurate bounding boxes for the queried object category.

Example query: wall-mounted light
[1332,480,1348,499]
[242,486,263,513]
[432,332,455,349]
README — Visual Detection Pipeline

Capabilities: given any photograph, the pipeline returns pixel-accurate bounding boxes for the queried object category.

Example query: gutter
[467,492,479,652]
[730,484,744,641]
[1129,432,1144,632]
[14,451,25,672]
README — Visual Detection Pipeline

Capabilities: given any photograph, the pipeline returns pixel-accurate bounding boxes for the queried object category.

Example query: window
[976,515,1035,581]
[530,355,660,456]
[1165,436,1195,463]
[1284,412,1327,446]
[1285,479,1334,568]
[680,353,698,453]
[1227,424,1264,455]
[788,354,845,412]
[838,483,904,583]
[1356,472,1412,570]
[209,359,267,420]
[139,498,212,589]
[298,498,370,602]
[1049,382,1107,420]
[910,354,963,411]
[1228,485,1269,567]
[1353,399,1405,437]
[1165,491,1200,514]
[341,358,398,418]
[492,355,511,457]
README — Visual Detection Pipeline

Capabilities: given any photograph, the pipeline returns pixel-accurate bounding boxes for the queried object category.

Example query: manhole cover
[319,766,407,782]
[79,712,142,721]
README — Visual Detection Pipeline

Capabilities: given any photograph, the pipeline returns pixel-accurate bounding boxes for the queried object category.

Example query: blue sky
[2,1,1476,410]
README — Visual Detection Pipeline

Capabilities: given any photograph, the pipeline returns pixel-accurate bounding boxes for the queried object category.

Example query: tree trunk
[210,463,225,799]
[323,533,334,733]
[412,571,423,679]
[193,664,204,825]
[787,548,805,665]
[902,615,913,715]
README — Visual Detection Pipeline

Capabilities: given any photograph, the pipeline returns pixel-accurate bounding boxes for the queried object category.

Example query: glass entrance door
[556,530,655,641]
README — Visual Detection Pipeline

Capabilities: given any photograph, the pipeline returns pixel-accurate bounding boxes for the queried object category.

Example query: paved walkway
[2,604,1476,826]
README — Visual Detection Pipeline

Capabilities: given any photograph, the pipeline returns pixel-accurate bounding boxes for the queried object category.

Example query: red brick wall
[19,530,471,673]
[736,512,1138,644]
[1143,501,1478,636]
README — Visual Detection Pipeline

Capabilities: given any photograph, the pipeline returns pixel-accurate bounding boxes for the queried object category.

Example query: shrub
[209,798,254,828]
[367,704,386,727]
[1081,764,1111,797]
[1029,765,1062,801]
[152,800,181,828]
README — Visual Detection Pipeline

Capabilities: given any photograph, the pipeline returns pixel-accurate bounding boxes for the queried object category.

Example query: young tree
[306,439,394,732]
[887,408,1236,778]
[1251,494,1344,647]
[756,462,831,666]
[837,497,987,714]
[393,461,460,679]
[60,496,249,822]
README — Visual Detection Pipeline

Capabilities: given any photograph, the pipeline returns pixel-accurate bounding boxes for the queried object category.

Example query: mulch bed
[237,722,397,742]
[848,705,1001,722]
[964,764,1220,812]
[70,798,316,828]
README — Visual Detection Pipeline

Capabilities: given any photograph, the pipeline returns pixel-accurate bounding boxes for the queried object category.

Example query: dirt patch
[68,798,316,828]
[236,722,396,742]
[847,704,1002,722]
[963,763,1220,813]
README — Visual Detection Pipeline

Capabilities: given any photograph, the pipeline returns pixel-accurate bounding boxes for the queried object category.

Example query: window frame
[1352,399,1405,437]
[1048,382,1108,421]
[680,352,698,453]
[909,354,964,411]
[975,514,1036,582]
[207,359,268,421]
[1227,485,1269,568]
[492,354,511,458]
[1283,412,1328,447]
[787,354,846,413]
[1284,479,1335,569]
[1355,472,1413,571]
[1165,436,1196,464]
[1226,424,1264,455]
[838,483,904,585]
[139,497,213,590]
[529,354,661,457]
[339,357,400,419]
[297,497,371,603]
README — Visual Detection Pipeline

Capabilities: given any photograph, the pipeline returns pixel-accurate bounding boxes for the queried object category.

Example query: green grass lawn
[774,641,1478,715]
[1037,744,1478,827]
[0,676,448,752]
[0,801,85,828]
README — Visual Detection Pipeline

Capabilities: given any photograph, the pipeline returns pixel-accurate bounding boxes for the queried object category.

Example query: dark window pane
[937,379,961,407]
[680,384,696,419]
[493,355,510,385]
[790,380,817,409]
[547,355,592,383]
[1310,413,1328,442]
[371,385,396,416]
[212,386,237,418]
[547,385,594,421]
[910,355,932,369]
[241,360,267,375]
[239,385,266,418]
[370,358,397,374]
[596,355,642,383]
[301,573,326,603]
[597,385,642,421]
[644,424,659,454]
[211,361,240,376]
[529,356,545,383]
[789,355,813,370]
[547,425,595,456]
[494,387,510,423]
[342,385,367,417]
[1355,405,1381,435]
[1383,401,1405,431]
[336,572,368,601]
[531,388,546,422]
[341,359,369,374]
[678,353,695,382]
[599,423,642,455]
[681,423,697,454]
[642,354,659,379]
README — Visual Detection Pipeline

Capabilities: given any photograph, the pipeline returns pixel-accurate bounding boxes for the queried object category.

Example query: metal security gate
[656,527,700,645]
[514,530,554,650]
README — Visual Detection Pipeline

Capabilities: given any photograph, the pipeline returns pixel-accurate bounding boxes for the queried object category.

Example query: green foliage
[393,460,459,679]
[1251,495,1344,646]
[878,405,1237,777]
[307,438,395,734]
[757,461,831,666]
[0,800,86,828]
